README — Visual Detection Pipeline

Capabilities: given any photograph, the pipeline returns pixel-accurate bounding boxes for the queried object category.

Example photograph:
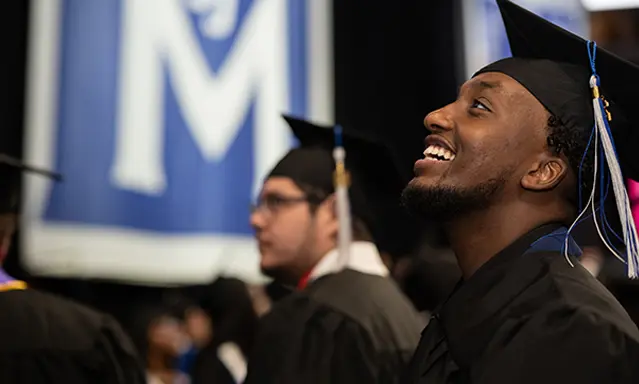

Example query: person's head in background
[250,116,421,286]
[186,277,258,358]
[130,302,189,374]
[250,174,375,284]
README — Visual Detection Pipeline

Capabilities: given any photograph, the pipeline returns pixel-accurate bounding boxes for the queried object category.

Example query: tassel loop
[333,126,352,271]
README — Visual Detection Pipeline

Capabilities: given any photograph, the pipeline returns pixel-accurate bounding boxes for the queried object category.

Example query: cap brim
[0,154,63,181]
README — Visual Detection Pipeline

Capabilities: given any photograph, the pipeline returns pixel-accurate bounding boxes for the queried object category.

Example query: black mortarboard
[0,154,62,214]
[476,0,639,181]
[267,115,419,257]
[476,0,639,277]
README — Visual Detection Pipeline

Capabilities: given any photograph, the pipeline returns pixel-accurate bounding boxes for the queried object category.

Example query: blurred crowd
[124,245,459,383]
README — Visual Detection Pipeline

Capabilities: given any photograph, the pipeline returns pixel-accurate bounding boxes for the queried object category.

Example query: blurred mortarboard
[0,153,62,214]
[195,277,253,321]
[267,115,420,257]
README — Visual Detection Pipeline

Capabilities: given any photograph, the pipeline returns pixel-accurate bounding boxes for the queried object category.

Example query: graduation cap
[476,0,639,277]
[0,154,62,214]
[267,115,420,260]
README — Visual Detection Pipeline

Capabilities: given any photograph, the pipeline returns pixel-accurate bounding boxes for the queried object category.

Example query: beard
[401,175,509,221]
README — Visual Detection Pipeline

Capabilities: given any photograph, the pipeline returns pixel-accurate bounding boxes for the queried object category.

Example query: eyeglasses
[250,194,310,216]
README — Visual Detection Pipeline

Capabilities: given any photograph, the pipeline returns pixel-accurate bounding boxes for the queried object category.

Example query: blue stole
[177,344,198,375]
[526,227,582,257]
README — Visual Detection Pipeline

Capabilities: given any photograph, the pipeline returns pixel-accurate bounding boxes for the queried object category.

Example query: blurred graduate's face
[402,72,554,219]
[250,177,336,282]
[148,315,187,358]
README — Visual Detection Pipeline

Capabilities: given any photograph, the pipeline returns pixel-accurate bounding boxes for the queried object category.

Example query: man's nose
[250,208,266,232]
[424,105,454,133]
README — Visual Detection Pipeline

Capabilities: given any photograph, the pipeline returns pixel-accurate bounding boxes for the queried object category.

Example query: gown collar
[297,241,388,289]
[438,223,580,368]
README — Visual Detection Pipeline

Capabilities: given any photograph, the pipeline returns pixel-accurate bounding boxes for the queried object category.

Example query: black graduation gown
[245,269,423,384]
[190,344,240,384]
[0,288,146,384]
[402,224,639,384]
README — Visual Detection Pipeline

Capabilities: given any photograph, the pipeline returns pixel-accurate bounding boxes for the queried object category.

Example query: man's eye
[264,196,285,206]
[471,99,490,111]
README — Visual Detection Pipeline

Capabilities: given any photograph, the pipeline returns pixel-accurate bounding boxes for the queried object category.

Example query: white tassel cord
[565,42,638,278]
[333,146,352,272]
[589,75,639,278]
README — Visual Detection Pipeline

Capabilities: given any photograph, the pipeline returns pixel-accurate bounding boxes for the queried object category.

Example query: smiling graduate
[401,1,639,383]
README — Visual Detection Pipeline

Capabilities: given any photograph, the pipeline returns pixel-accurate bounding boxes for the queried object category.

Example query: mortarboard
[267,115,421,259]
[477,0,639,277]
[0,154,62,214]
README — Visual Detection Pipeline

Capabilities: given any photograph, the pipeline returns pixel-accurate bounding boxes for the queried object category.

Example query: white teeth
[424,145,456,161]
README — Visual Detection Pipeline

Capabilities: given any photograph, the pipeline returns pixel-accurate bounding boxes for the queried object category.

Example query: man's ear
[521,153,569,192]
[316,194,339,236]
[312,194,336,218]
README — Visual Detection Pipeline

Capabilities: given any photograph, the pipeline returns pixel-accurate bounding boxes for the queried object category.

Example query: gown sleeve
[0,293,146,384]
[190,343,238,384]
[94,314,147,384]
[297,310,378,384]
[473,309,639,384]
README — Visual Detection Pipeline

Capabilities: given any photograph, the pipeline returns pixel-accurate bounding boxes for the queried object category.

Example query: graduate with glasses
[245,115,423,384]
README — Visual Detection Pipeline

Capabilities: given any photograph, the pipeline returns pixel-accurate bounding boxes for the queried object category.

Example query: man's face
[250,177,327,280]
[402,72,550,219]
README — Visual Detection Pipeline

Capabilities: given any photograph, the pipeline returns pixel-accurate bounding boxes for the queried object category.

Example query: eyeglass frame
[251,189,328,218]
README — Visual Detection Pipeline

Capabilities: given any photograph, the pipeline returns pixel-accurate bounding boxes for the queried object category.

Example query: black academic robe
[402,224,639,384]
[0,288,146,384]
[191,356,235,384]
[191,342,246,384]
[245,269,423,384]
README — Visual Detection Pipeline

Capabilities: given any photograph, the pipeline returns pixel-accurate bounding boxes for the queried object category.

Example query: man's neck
[267,246,332,287]
[444,202,565,279]
[296,242,336,282]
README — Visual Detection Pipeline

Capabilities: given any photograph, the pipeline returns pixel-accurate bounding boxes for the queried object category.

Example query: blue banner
[463,0,588,78]
[484,0,588,63]
[22,0,322,284]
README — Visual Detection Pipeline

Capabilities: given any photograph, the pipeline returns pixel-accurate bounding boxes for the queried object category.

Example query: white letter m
[111,0,292,196]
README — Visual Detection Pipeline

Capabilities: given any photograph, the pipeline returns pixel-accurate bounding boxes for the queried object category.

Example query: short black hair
[546,115,595,208]
[295,181,374,242]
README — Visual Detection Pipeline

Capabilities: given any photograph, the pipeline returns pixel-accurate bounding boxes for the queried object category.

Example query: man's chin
[402,180,451,219]
[401,177,505,221]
